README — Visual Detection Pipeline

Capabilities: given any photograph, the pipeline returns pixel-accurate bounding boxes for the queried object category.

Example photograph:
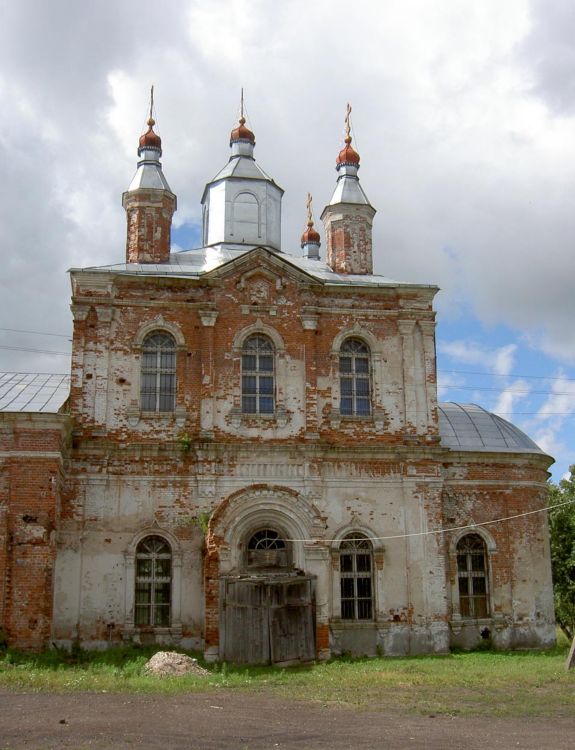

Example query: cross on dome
[301,193,321,259]
[230,88,255,145]
[138,85,162,154]
[336,103,360,167]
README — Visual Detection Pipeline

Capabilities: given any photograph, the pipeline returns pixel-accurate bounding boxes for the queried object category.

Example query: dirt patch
[143,651,208,678]
[0,690,574,749]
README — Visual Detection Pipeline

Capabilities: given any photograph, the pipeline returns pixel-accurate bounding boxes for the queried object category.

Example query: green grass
[0,636,573,718]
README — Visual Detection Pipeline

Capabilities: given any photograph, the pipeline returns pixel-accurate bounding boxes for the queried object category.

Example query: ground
[1,691,574,750]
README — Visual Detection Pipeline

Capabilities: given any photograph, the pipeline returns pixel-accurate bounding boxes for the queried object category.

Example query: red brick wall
[0,414,69,650]
[123,190,176,264]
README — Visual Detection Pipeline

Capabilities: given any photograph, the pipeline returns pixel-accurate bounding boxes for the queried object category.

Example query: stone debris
[143,651,208,678]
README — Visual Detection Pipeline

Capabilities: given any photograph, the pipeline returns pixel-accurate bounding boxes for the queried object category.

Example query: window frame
[241,333,276,416]
[456,533,490,619]
[140,331,177,413]
[246,528,290,569]
[338,338,372,417]
[339,533,374,621]
[134,535,173,628]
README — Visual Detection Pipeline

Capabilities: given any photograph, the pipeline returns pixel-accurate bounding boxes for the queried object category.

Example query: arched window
[340,533,373,620]
[241,334,275,414]
[457,534,489,618]
[135,535,172,627]
[141,332,176,412]
[339,338,371,416]
[247,529,288,569]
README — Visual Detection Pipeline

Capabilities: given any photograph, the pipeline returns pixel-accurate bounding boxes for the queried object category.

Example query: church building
[0,101,555,662]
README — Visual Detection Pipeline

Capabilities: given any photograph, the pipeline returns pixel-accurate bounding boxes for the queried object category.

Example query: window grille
[247,529,288,568]
[340,533,373,620]
[339,338,371,416]
[135,535,172,627]
[457,534,489,618]
[241,334,275,414]
[140,332,176,412]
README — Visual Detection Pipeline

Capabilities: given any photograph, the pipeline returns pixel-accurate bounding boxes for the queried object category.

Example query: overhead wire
[277,497,575,544]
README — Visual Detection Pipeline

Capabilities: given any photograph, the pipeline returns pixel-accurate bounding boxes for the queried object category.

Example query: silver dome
[438,402,544,454]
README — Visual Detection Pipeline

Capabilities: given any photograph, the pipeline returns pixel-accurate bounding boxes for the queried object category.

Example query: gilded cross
[345,103,352,140]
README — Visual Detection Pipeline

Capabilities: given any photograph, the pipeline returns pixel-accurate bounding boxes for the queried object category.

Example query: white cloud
[437,371,467,399]
[493,378,531,418]
[523,373,575,460]
[438,341,517,376]
[1,0,575,377]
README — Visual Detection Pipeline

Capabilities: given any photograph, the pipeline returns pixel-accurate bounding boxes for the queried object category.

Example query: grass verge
[0,637,573,718]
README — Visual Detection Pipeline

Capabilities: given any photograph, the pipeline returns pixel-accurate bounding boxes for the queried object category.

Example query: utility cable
[276,498,575,544]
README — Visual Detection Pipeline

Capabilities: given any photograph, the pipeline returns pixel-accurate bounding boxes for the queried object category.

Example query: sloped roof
[73,245,435,290]
[0,373,70,413]
[208,156,277,184]
[438,402,544,454]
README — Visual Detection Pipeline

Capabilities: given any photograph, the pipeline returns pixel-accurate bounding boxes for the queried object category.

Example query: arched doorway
[220,526,315,665]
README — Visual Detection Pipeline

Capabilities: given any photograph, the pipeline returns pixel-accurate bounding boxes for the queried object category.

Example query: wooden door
[221,579,270,664]
[269,579,315,664]
[221,576,315,665]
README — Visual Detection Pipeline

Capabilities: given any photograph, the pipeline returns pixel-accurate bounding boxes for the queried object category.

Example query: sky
[1,0,574,481]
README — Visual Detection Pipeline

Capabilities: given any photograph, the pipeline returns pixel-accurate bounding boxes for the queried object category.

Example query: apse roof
[0,372,70,413]
[438,402,544,454]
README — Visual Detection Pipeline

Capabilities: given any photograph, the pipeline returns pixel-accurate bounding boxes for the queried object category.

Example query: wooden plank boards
[220,576,315,665]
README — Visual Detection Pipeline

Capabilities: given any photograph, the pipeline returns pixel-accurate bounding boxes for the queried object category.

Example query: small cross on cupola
[321,104,376,275]
[301,193,321,260]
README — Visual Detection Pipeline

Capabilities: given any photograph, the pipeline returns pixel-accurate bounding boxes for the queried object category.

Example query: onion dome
[230,116,255,145]
[301,223,320,245]
[138,117,162,155]
[301,193,321,260]
[336,134,360,167]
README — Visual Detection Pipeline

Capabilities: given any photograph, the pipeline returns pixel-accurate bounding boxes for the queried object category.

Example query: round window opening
[247,529,289,569]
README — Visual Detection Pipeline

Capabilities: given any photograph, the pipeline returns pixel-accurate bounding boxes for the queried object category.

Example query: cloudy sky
[1,0,574,480]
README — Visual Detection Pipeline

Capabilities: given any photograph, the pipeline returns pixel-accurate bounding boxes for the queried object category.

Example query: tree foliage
[548,467,575,640]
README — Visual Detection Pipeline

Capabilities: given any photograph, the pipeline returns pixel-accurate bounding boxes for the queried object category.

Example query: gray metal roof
[328,166,371,206]
[438,402,544,454]
[0,373,70,413]
[74,245,435,289]
[126,148,173,193]
[208,155,277,184]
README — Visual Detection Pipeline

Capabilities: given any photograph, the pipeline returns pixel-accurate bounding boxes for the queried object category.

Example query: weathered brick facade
[0,413,70,651]
[0,109,555,659]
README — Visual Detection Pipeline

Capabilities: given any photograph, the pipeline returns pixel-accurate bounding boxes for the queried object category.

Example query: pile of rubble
[143,651,209,678]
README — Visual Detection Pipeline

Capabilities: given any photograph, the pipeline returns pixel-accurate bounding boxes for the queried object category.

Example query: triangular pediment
[202,246,324,287]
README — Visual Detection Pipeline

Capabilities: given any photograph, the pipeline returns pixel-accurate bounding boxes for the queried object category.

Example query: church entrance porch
[203,485,330,665]
[220,573,315,665]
